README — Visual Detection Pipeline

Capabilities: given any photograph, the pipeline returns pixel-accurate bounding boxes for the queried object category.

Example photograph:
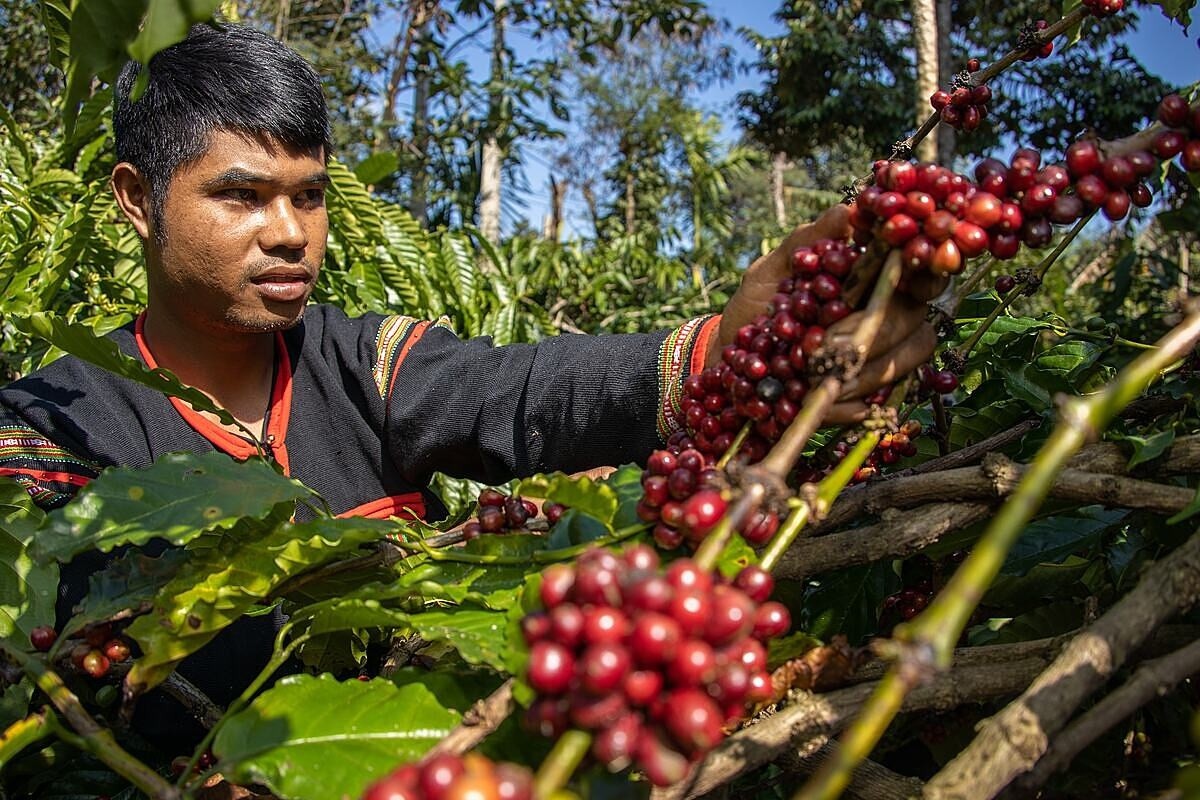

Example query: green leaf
[32,451,314,564]
[985,556,1092,610]
[406,607,511,670]
[353,151,399,186]
[127,0,223,66]
[516,472,619,527]
[62,548,190,640]
[0,481,56,643]
[12,313,247,433]
[214,674,459,800]
[63,0,149,132]
[1116,429,1177,469]
[999,510,1125,576]
[125,515,391,693]
[766,631,824,671]
[715,531,758,579]
[1167,486,1200,526]
[801,562,900,645]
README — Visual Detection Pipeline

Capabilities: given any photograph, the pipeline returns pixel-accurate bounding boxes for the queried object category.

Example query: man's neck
[141,309,278,435]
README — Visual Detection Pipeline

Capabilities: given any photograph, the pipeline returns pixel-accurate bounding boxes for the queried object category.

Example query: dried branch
[923,528,1200,800]
[903,419,1042,476]
[1010,637,1200,797]
[810,437,1200,536]
[778,742,924,800]
[426,679,515,758]
[774,502,990,582]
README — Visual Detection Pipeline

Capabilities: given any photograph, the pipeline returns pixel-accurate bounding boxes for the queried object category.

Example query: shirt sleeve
[378,315,721,485]
[0,420,99,510]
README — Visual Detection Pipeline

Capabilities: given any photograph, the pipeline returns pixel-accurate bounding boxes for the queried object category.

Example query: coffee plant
[3,2,1200,800]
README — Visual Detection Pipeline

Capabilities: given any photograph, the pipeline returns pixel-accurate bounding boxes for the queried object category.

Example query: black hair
[113,23,332,236]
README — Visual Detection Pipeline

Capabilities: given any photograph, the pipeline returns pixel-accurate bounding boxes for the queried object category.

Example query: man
[0,24,934,750]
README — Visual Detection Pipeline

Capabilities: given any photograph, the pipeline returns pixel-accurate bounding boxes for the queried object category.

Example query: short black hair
[114,23,332,234]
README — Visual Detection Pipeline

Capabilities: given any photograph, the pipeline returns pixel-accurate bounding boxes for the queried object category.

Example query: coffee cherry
[1159,94,1190,128]
[81,650,110,679]
[1066,140,1101,177]
[1183,140,1200,172]
[580,643,632,694]
[1154,130,1187,159]
[931,239,963,276]
[966,57,981,71]
[752,602,792,640]
[527,641,574,694]
[1103,190,1131,221]
[995,275,1016,293]
[663,689,724,754]
[30,625,57,652]
[103,638,131,663]
[478,488,506,507]
[733,566,774,603]
[539,564,574,609]
[680,490,726,539]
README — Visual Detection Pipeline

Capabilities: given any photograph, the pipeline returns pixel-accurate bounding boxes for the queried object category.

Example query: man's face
[149,129,329,336]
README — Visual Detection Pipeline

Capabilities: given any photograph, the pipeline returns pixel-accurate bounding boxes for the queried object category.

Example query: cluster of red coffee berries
[34,622,133,679]
[363,752,533,800]
[636,446,780,551]
[931,63,992,133]
[1154,94,1200,173]
[462,488,565,540]
[679,238,859,465]
[521,547,787,785]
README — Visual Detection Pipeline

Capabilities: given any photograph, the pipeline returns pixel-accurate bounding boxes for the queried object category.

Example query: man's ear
[111,163,154,241]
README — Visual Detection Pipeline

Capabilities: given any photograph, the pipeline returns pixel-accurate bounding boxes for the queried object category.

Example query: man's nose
[260,197,308,252]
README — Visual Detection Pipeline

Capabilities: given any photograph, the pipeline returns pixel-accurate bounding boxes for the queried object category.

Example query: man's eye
[298,188,325,206]
[223,188,257,202]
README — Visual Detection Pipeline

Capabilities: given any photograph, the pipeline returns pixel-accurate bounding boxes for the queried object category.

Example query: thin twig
[427,679,515,758]
[924,526,1200,800]
[1011,638,1200,796]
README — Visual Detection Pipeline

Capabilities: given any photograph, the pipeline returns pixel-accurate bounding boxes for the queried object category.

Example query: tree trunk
[770,151,788,228]
[543,176,564,241]
[478,0,506,245]
[935,0,955,163]
[912,0,939,163]
[409,16,432,226]
[624,169,636,237]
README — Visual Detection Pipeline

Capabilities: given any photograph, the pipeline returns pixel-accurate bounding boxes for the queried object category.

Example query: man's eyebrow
[201,169,331,190]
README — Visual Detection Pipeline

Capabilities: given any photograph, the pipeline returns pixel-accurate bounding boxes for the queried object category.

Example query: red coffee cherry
[30,625,57,652]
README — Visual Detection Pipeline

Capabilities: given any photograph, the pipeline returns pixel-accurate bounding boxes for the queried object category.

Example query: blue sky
[516,1,1200,236]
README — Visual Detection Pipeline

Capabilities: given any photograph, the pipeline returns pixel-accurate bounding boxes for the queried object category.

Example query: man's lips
[250,268,313,302]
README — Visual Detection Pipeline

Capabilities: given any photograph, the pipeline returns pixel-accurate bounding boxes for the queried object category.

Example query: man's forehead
[180,129,327,180]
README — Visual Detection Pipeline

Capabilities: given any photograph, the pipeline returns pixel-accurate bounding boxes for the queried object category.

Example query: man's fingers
[838,322,939,401]
[826,293,930,361]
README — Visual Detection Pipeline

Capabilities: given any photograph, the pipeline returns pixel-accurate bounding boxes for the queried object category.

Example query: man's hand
[710,205,945,423]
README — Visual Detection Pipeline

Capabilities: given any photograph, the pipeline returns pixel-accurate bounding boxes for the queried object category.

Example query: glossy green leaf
[62,548,190,640]
[32,451,313,564]
[0,481,56,643]
[353,151,399,186]
[1000,509,1125,576]
[127,0,222,66]
[985,556,1092,610]
[1117,429,1177,469]
[406,607,510,670]
[63,0,148,132]
[517,471,619,526]
[125,515,391,693]
[214,674,459,800]
[12,313,247,433]
[802,562,900,646]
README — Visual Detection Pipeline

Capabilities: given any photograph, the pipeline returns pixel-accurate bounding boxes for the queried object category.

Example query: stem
[0,643,180,799]
[694,483,766,572]
[532,729,592,798]
[717,421,754,470]
[951,255,997,306]
[178,629,311,784]
[954,215,1091,362]
[793,670,910,800]
[760,433,880,573]
[793,304,1200,800]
